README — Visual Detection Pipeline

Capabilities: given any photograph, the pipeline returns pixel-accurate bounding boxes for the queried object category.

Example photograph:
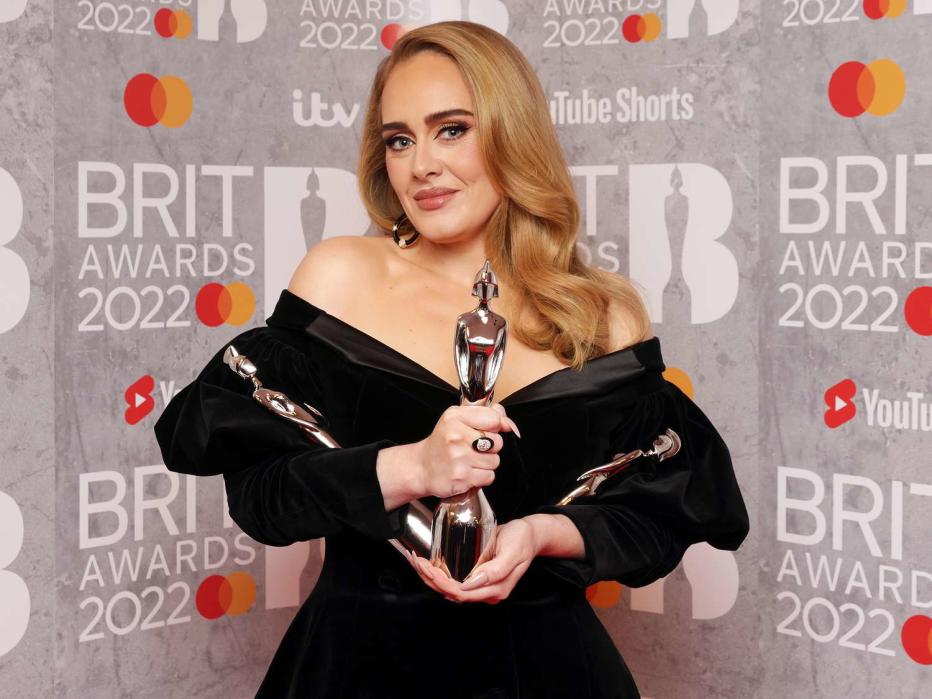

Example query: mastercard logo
[154,8,192,38]
[904,286,932,336]
[662,366,695,399]
[902,614,932,665]
[195,281,255,327]
[828,59,905,118]
[622,13,661,43]
[195,572,256,619]
[586,580,623,608]
[381,23,411,50]
[863,0,907,19]
[124,73,193,128]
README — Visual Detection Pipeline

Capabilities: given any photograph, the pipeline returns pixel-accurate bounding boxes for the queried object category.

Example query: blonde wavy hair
[358,21,651,369]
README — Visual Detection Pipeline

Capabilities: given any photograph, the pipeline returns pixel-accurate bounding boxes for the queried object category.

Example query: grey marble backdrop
[1,1,929,697]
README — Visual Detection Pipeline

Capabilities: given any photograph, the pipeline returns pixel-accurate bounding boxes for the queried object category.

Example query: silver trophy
[430,260,507,581]
[223,345,435,559]
[556,429,681,505]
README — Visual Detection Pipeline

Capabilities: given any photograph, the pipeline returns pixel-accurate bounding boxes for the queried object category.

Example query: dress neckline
[269,289,665,406]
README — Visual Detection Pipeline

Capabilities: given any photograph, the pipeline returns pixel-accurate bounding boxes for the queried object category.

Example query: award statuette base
[430,487,497,581]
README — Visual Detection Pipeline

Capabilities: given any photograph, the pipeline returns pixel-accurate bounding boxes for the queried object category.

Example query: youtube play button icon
[125,375,156,425]
[824,378,857,429]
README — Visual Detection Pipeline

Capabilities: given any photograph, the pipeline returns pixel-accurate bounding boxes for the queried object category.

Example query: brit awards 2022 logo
[541,0,740,49]
[297,0,508,52]
[74,0,267,43]
[776,466,932,664]
[780,0,932,28]
[777,155,932,336]
[76,161,258,334]
[74,464,260,643]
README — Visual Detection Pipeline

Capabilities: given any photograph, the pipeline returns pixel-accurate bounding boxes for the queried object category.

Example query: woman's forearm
[375,448,588,562]
[375,442,427,511]
[525,513,587,560]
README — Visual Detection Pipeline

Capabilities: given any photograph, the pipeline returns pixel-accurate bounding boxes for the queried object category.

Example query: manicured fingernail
[507,417,522,438]
[461,572,488,590]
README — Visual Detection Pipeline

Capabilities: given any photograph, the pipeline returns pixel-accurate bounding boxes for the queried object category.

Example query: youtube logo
[824,378,857,429]
[124,375,155,425]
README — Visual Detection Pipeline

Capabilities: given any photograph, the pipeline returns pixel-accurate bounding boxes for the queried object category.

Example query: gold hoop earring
[392,213,420,249]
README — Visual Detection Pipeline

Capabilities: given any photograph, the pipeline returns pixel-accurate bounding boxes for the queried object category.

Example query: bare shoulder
[287,235,387,316]
[606,296,654,352]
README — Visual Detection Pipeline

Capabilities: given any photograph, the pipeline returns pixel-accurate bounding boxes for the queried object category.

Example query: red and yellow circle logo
[586,580,623,608]
[124,73,193,128]
[381,23,410,50]
[828,59,905,117]
[662,366,695,399]
[195,281,256,327]
[622,13,661,43]
[195,572,256,619]
[154,8,193,39]
[904,286,932,336]
[863,0,907,19]
[902,614,932,665]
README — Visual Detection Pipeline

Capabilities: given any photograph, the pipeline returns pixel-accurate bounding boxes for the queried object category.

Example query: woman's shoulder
[287,235,389,316]
[604,297,655,354]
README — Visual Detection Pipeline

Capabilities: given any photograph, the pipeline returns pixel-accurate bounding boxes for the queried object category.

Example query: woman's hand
[403,517,540,604]
[413,403,520,499]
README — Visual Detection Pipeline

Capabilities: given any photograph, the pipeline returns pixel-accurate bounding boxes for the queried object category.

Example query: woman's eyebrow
[381,108,474,133]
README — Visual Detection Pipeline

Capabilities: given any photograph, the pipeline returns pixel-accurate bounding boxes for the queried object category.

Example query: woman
[155,21,748,698]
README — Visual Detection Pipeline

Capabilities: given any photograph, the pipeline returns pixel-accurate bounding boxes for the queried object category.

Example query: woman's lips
[413,190,457,211]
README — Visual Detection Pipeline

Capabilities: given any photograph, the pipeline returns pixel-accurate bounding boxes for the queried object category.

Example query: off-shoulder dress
[154,289,749,699]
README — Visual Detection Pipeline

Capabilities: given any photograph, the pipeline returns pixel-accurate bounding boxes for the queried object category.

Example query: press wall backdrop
[1,1,930,697]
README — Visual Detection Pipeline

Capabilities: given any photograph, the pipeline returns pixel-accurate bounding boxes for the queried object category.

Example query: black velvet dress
[154,289,749,699]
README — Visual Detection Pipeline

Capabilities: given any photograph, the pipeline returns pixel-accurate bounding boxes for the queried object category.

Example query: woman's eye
[385,136,412,151]
[439,123,468,139]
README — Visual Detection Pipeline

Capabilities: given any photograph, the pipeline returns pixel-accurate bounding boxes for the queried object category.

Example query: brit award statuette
[557,429,681,505]
[222,345,435,559]
[430,261,507,582]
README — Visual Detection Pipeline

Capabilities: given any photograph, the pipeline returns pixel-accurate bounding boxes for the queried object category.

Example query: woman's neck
[406,232,491,290]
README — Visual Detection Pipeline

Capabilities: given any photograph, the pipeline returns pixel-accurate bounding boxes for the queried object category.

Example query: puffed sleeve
[153,326,409,546]
[534,381,749,588]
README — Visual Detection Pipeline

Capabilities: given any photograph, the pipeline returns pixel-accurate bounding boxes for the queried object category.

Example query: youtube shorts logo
[124,375,155,425]
[824,378,857,428]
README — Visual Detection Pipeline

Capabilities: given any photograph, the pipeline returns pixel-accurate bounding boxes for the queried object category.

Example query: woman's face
[381,51,501,245]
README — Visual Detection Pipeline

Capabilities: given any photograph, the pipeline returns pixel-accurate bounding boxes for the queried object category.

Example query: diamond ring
[472,433,494,453]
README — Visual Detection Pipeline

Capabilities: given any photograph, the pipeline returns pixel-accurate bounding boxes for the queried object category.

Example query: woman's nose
[411,141,442,179]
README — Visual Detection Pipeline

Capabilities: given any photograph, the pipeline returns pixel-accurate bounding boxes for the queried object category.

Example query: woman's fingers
[407,550,529,605]
[410,554,464,601]
[488,403,522,438]
[457,405,517,435]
